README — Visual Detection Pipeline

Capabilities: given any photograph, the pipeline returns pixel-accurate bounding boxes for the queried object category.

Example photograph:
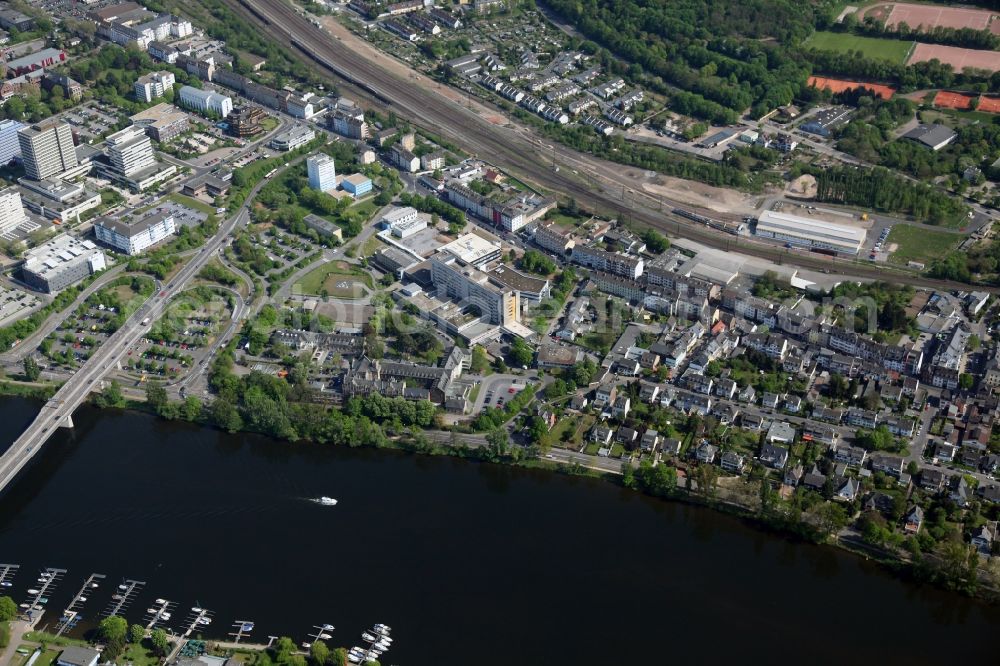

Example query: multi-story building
[130,103,189,143]
[306,154,337,192]
[570,245,644,279]
[341,174,372,198]
[533,222,575,255]
[94,211,176,255]
[178,86,232,118]
[0,119,24,165]
[381,207,424,238]
[0,186,27,235]
[104,125,156,180]
[6,48,65,76]
[269,125,315,152]
[147,41,179,64]
[430,244,519,326]
[286,95,315,119]
[330,110,369,140]
[227,106,266,137]
[133,71,175,103]
[18,121,78,181]
[17,177,101,223]
[22,234,107,293]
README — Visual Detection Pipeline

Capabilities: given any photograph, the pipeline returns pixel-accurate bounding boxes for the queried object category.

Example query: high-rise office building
[105,126,156,178]
[306,153,337,192]
[18,121,78,181]
[0,119,24,166]
[0,186,27,234]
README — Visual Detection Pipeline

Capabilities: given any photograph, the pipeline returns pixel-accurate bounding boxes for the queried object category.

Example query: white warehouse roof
[756,210,866,253]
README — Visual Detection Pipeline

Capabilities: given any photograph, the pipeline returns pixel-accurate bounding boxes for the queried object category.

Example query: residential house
[759,442,789,469]
[904,505,924,534]
[660,438,683,457]
[720,451,746,474]
[640,429,659,453]
[783,395,803,413]
[802,469,827,490]
[870,453,904,478]
[741,413,765,431]
[784,464,804,487]
[971,524,995,555]
[950,476,971,507]
[833,443,868,468]
[590,424,613,445]
[612,395,631,420]
[616,426,639,447]
[836,477,860,502]
[714,377,737,400]
[766,421,796,444]
[761,392,781,410]
[920,468,947,492]
[694,440,717,463]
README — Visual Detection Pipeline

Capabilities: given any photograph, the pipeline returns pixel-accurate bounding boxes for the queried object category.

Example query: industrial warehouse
[753,210,867,255]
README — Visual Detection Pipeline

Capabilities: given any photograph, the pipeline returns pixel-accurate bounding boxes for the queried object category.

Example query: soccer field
[805,31,914,64]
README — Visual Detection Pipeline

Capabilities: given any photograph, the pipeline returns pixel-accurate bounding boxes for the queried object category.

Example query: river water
[0,397,996,665]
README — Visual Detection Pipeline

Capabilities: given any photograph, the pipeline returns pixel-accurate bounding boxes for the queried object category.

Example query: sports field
[908,42,1000,72]
[878,2,999,33]
[886,224,962,266]
[805,31,914,64]
[808,76,896,99]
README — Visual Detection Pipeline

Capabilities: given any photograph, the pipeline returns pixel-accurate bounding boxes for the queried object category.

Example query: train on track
[237,0,393,107]
[671,208,744,236]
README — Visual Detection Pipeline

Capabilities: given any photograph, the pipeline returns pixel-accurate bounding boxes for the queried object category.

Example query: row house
[742,332,788,360]
[882,415,916,438]
[871,453,905,477]
[833,443,868,468]
[801,422,840,447]
[846,407,879,429]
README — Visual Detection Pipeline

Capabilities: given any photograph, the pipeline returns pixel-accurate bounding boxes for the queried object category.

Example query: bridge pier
[60,414,74,429]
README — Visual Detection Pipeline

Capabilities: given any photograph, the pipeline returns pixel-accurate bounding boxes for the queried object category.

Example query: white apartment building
[306,153,337,192]
[94,211,176,255]
[0,186,27,234]
[134,71,175,103]
[178,86,233,118]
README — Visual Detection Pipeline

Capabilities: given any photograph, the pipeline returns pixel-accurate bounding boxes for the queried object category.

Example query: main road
[0,168,288,495]
[225,0,993,293]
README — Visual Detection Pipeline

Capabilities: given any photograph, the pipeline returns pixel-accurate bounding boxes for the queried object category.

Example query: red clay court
[808,76,896,99]
[908,43,1000,72]
[933,90,975,109]
[932,90,1000,112]
[878,2,1000,33]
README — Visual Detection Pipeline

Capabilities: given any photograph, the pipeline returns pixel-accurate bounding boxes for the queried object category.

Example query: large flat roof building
[94,210,176,255]
[754,209,866,255]
[18,177,102,223]
[18,121,78,181]
[22,234,107,293]
[437,233,502,267]
[268,124,315,151]
[130,103,189,143]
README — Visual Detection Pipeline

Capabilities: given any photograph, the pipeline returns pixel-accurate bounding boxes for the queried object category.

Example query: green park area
[805,31,913,64]
[299,261,374,298]
[886,224,962,266]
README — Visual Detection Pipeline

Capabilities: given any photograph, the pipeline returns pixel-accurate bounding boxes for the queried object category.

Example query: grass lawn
[545,212,586,229]
[804,31,913,64]
[610,443,626,458]
[360,235,385,258]
[34,650,58,666]
[348,198,378,221]
[260,115,280,133]
[583,441,601,455]
[121,640,162,666]
[887,224,962,266]
[546,414,595,449]
[298,260,374,297]
[168,192,216,216]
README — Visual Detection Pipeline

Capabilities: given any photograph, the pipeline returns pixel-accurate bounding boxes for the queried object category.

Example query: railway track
[222,0,994,292]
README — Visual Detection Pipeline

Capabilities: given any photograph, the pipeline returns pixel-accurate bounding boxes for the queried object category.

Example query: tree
[470,345,489,374]
[508,338,533,368]
[150,628,170,656]
[182,395,202,422]
[310,640,330,666]
[328,648,348,666]
[129,623,145,644]
[23,356,40,382]
[211,397,243,433]
[486,428,509,458]
[810,502,848,541]
[99,616,128,660]
[145,382,168,413]
[95,380,127,409]
[641,229,670,254]
[0,596,16,622]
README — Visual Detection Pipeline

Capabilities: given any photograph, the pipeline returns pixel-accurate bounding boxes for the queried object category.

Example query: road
[223,0,998,293]
[0,166,289,496]
[420,429,625,474]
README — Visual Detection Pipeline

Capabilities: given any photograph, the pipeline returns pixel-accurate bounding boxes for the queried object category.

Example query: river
[0,397,996,665]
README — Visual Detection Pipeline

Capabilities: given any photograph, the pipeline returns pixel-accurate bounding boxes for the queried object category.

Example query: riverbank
[67,385,1000,605]
[2,396,999,665]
